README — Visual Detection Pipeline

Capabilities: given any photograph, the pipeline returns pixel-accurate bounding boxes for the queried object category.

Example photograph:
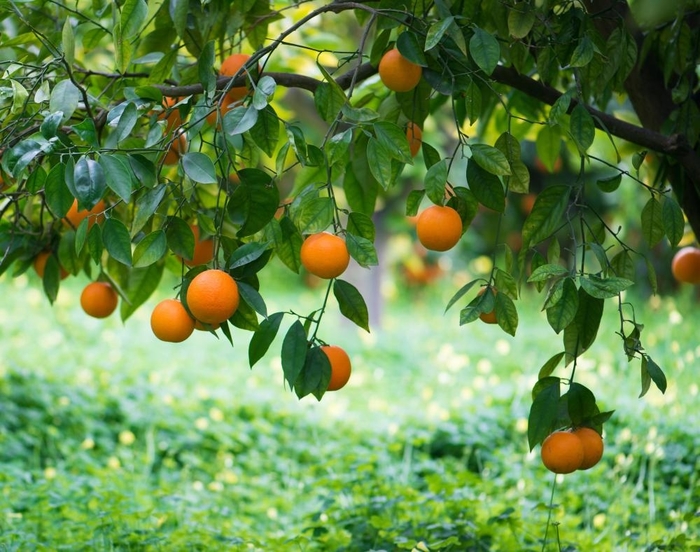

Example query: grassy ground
[0,265,698,550]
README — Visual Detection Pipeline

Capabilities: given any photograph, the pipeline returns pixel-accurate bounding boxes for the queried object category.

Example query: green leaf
[223,106,259,136]
[425,16,454,50]
[527,263,569,283]
[641,196,664,246]
[639,357,651,398]
[508,5,535,39]
[521,185,570,249]
[405,189,425,217]
[71,119,99,148]
[50,80,80,123]
[291,196,334,235]
[198,41,216,96]
[538,352,566,379]
[165,216,194,260]
[535,125,562,172]
[228,169,280,237]
[45,163,73,219]
[444,280,479,313]
[102,218,133,266]
[424,158,449,205]
[132,185,165,235]
[469,26,500,75]
[314,81,346,124]
[569,36,594,67]
[343,162,378,216]
[470,143,512,176]
[346,233,378,268]
[71,157,106,210]
[366,137,395,190]
[282,320,308,390]
[249,312,284,368]
[113,23,132,73]
[150,48,177,84]
[564,287,604,361]
[333,279,370,332]
[662,195,685,247]
[326,129,352,168]
[169,0,188,37]
[569,103,595,153]
[87,224,104,264]
[228,242,271,270]
[396,30,427,66]
[566,383,597,426]
[120,263,164,322]
[182,152,217,184]
[249,105,280,157]
[597,174,622,193]
[467,160,505,212]
[237,281,268,318]
[132,230,167,268]
[374,121,413,164]
[579,274,634,299]
[609,250,635,280]
[294,346,332,401]
[99,154,134,203]
[495,292,518,336]
[62,18,75,67]
[546,277,579,334]
[274,217,303,273]
[528,377,561,450]
[129,154,157,188]
[120,0,147,38]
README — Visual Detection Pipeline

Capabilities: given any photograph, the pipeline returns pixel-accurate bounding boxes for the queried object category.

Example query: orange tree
[1,1,696,444]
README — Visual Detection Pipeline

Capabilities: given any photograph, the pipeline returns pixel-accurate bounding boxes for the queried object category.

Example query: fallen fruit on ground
[415,205,463,252]
[321,345,352,391]
[671,246,700,284]
[186,269,240,325]
[540,430,585,474]
[572,427,604,470]
[80,281,118,319]
[151,299,196,343]
[378,48,422,92]
[300,232,350,279]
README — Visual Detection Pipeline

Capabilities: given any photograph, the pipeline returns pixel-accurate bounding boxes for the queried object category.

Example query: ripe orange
[33,251,69,280]
[220,53,255,102]
[80,281,118,318]
[182,225,215,267]
[378,48,422,92]
[164,133,187,165]
[300,232,350,279]
[406,122,423,157]
[415,205,462,252]
[321,345,352,391]
[150,299,196,343]
[186,269,240,325]
[477,287,498,324]
[158,96,183,131]
[671,246,700,284]
[572,427,604,470]
[540,430,585,474]
[64,199,106,229]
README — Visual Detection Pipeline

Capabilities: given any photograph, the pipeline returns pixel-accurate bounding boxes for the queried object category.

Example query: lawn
[0,264,698,551]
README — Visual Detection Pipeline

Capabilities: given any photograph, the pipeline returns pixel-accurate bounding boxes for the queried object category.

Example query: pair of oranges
[540,427,604,474]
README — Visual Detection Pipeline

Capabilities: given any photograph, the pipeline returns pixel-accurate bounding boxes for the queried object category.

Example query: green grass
[0,266,698,551]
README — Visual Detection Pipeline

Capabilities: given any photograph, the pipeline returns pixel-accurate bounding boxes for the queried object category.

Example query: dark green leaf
[645,356,667,394]
[467,160,505,212]
[470,143,511,176]
[538,352,565,379]
[528,377,561,450]
[120,263,164,322]
[346,233,378,267]
[132,230,167,268]
[249,105,280,157]
[469,26,500,75]
[182,152,217,184]
[249,312,284,368]
[662,195,685,247]
[546,277,579,334]
[641,196,664,246]
[294,346,332,401]
[566,382,597,426]
[425,158,449,205]
[521,185,570,249]
[282,320,308,389]
[495,292,518,336]
[333,279,370,332]
[569,103,595,153]
[102,218,133,266]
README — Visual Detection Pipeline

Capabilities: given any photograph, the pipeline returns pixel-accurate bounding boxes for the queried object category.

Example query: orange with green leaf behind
[64,199,106,229]
[80,281,118,319]
[540,430,584,474]
[186,269,240,325]
[33,251,69,280]
[321,345,352,391]
[300,232,350,279]
[477,287,497,324]
[150,299,196,343]
[158,96,183,132]
[181,225,215,267]
[378,48,422,92]
[206,53,257,126]
[415,205,462,252]
[671,246,700,284]
[164,133,187,165]
[406,122,422,157]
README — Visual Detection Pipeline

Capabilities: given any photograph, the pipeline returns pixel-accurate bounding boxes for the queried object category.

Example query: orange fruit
[80,281,118,318]
[64,199,106,229]
[150,299,196,343]
[378,48,422,92]
[477,287,497,324]
[158,96,183,131]
[220,53,255,101]
[194,320,220,331]
[186,269,240,325]
[540,430,585,474]
[182,225,215,267]
[406,122,422,157]
[164,133,187,165]
[671,246,700,284]
[33,251,69,280]
[300,232,350,279]
[415,205,462,252]
[321,345,352,391]
[572,427,604,470]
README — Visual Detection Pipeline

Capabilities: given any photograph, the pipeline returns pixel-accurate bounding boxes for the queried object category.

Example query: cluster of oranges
[540,427,604,474]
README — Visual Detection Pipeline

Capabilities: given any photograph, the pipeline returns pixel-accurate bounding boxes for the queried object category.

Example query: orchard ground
[0,263,698,550]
